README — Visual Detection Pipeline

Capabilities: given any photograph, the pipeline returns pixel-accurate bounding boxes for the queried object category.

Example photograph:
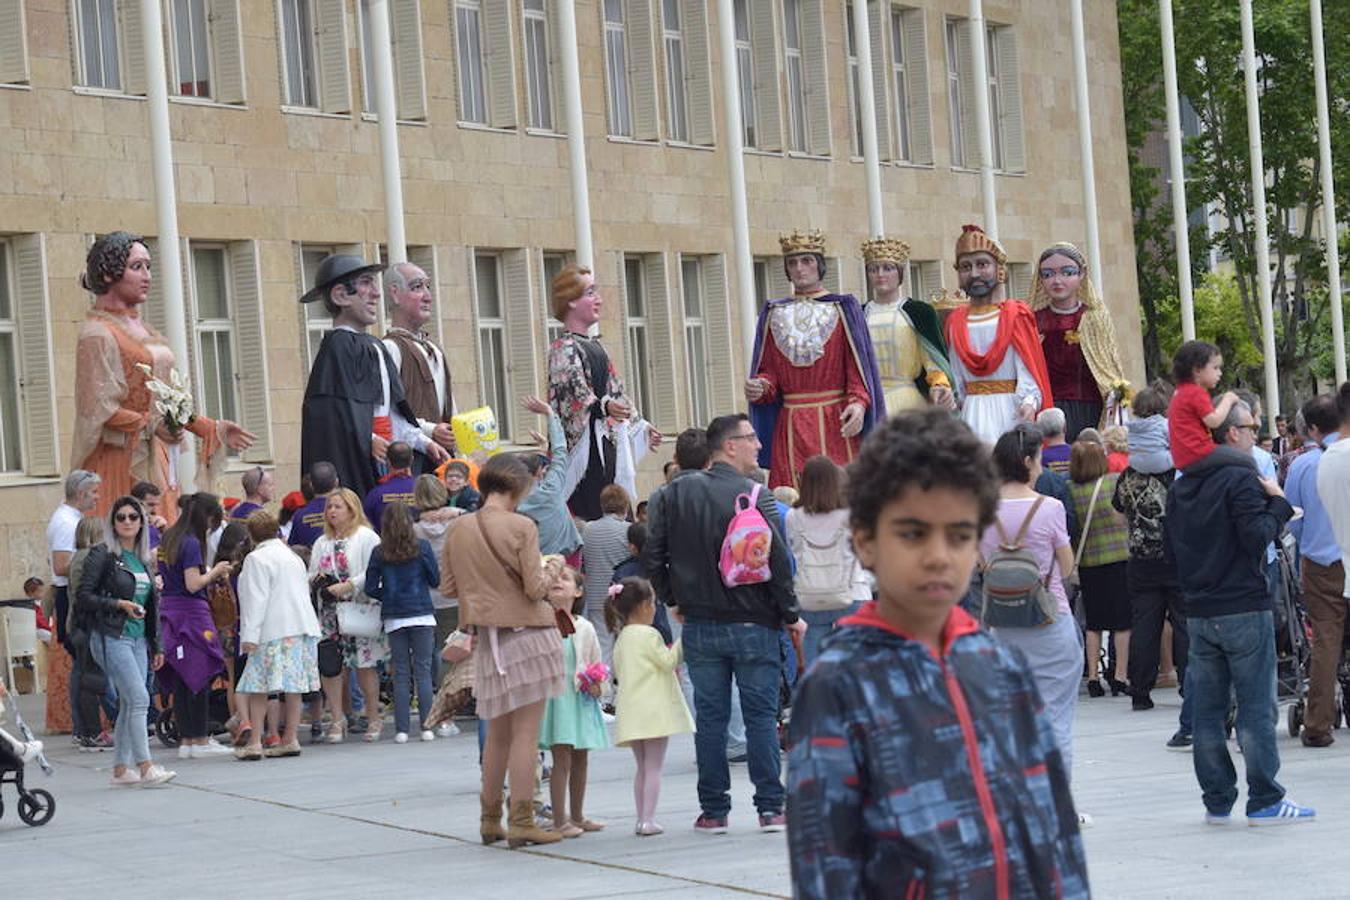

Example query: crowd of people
[3,225,1346,898]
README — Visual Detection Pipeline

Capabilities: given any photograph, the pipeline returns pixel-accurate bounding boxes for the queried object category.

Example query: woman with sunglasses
[1028,243,1130,442]
[75,497,175,786]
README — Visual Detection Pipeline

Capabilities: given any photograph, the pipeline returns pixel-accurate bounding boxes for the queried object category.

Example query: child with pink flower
[537,563,610,837]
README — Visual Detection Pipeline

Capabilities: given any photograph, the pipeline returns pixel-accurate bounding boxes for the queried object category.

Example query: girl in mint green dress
[538,566,610,837]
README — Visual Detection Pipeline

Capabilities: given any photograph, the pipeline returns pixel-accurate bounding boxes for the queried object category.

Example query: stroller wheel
[156,706,181,749]
[18,789,55,827]
[1288,703,1304,738]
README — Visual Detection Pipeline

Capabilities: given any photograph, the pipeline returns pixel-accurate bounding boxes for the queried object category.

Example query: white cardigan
[237,538,322,646]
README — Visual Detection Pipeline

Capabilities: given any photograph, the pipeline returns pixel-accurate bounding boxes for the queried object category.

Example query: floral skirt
[237,635,322,695]
[320,602,389,670]
[473,626,564,720]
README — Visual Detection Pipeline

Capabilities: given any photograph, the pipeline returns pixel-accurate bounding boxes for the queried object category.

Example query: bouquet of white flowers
[135,363,195,433]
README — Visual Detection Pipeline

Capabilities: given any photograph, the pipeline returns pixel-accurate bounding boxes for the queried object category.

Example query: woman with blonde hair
[307,488,384,743]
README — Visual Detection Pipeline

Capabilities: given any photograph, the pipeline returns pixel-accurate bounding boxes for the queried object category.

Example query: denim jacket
[365,539,441,620]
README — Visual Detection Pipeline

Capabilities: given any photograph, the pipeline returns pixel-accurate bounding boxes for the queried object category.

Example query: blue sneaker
[1247,798,1316,827]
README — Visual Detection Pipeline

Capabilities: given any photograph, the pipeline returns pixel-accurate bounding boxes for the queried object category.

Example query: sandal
[555,823,584,839]
[232,719,254,748]
[363,720,382,743]
[572,818,606,832]
[325,718,346,744]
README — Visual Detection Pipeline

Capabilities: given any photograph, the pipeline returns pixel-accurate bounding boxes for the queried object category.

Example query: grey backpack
[979,496,1058,629]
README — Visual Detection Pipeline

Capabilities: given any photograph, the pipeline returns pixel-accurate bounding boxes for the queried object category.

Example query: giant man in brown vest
[382,261,458,474]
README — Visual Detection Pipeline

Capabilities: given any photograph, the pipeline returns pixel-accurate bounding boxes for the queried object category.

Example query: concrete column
[139,0,195,488]
[368,0,406,264]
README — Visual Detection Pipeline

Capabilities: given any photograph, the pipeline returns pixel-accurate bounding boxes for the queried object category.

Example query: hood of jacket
[1127,415,1174,473]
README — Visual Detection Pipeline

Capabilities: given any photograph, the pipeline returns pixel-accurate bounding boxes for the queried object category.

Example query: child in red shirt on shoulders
[1168,341,1240,471]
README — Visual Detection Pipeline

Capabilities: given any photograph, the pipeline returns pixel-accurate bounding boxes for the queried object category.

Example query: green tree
[1117,0,1349,401]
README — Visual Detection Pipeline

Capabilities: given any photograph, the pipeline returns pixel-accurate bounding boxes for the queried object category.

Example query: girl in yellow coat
[608,577,694,836]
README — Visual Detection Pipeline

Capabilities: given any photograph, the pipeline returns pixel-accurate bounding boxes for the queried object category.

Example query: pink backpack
[719,483,774,587]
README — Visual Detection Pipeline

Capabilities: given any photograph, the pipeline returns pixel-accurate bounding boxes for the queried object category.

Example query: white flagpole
[558,0,594,270]
[968,0,997,239]
[715,0,758,361]
[367,0,406,265]
[852,0,884,238]
[1159,0,1194,340]
[1070,0,1102,288]
[1240,0,1280,426]
[1310,0,1345,384]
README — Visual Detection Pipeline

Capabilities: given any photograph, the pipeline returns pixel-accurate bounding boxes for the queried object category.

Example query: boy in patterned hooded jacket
[787,408,1088,899]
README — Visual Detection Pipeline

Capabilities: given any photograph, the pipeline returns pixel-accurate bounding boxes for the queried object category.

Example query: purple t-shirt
[229,501,262,523]
[979,496,1072,615]
[363,474,416,533]
[288,497,328,548]
[159,534,207,599]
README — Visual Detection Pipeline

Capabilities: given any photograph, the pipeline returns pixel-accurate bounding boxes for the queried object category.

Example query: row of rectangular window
[0,1,1025,172]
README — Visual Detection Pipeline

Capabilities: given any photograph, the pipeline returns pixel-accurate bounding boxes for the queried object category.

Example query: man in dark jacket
[646,413,803,834]
[1165,400,1314,825]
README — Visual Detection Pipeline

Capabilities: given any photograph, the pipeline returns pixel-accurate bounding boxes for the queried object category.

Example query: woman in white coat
[235,510,322,759]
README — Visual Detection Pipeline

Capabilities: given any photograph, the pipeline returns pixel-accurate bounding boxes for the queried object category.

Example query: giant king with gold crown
[745,230,884,489]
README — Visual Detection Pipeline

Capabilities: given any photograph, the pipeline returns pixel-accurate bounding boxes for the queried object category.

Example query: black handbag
[316,639,343,678]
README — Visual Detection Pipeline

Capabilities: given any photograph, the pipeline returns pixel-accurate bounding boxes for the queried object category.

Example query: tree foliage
[1117,0,1349,402]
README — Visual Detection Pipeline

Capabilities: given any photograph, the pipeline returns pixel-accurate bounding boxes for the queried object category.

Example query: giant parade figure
[1028,242,1131,440]
[382,260,458,473]
[745,230,884,488]
[860,236,955,414]
[300,254,447,500]
[944,225,1053,444]
[547,263,659,521]
[73,231,255,515]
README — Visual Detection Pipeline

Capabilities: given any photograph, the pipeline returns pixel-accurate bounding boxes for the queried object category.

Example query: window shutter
[701,255,736,415]
[13,235,58,476]
[546,0,563,132]
[822,256,841,294]
[316,0,352,114]
[141,238,168,333]
[866,0,890,160]
[389,0,426,119]
[994,27,1024,173]
[0,0,30,84]
[750,0,781,151]
[624,0,658,140]
[1008,263,1031,300]
[903,7,932,165]
[681,0,713,145]
[640,255,679,431]
[802,0,829,155]
[503,249,539,420]
[483,0,517,128]
[118,0,146,94]
[955,19,979,168]
[228,241,272,462]
[208,0,246,103]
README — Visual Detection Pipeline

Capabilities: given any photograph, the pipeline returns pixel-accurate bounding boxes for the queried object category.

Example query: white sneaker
[436,722,459,737]
[420,730,435,742]
[190,740,235,758]
[178,745,192,760]
[394,732,409,744]
[110,768,141,786]
[138,764,176,787]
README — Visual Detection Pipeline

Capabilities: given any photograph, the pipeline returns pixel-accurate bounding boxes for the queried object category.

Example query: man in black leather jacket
[646,413,803,834]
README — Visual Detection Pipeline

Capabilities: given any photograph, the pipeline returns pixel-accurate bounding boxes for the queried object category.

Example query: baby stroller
[1276,533,1348,737]
[154,675,234,748]
[0,705,55,827]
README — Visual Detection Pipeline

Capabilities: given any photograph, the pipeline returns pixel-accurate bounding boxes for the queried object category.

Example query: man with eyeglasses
[1028,243,1130,441]
[300,255,449,500]
[383,262,458,475]
[228,466,274,524]
[1164,399,1314,826]
[944,225,1053,445]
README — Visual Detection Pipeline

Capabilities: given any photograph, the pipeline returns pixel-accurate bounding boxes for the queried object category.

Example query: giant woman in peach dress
[73,232,254,517]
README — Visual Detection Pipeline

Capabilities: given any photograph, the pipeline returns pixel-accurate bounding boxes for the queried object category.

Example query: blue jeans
[89,633,152,769]
[387,626,436,734]
[1188,611,1284,815]
[799,605,861,672]
[683,620,784,818]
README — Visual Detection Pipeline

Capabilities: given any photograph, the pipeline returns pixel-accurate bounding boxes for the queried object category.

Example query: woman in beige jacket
[440,453,565,848]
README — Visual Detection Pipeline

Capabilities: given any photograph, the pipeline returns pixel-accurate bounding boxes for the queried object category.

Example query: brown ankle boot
[507,799,562,848]
[480,794,506,845]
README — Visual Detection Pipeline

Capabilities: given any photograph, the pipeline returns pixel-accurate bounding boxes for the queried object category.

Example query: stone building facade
[0,0,1140,584]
